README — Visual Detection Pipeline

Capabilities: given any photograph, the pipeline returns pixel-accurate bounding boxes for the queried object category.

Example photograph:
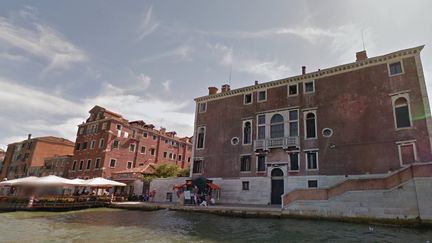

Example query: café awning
[0,176,39,186]
[85,177,126,187]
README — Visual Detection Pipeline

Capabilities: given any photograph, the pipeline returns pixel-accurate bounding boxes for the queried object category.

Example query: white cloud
[0,77,193,149]
[162,80,171,92]
[139,44,194,63]
[0,52,28,62]
[0,78,84,116]
[209,43,291,80]
[0,15,87,72]
[138,6,160,39]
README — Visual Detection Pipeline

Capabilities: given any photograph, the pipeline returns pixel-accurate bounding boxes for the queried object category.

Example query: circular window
[322,128,333,137]
[231,137,239,145]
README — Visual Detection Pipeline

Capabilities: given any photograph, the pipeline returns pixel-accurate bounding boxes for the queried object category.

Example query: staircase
[282,162,432,208]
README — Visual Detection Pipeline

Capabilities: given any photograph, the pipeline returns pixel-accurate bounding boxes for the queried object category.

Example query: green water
[0,208,431,242]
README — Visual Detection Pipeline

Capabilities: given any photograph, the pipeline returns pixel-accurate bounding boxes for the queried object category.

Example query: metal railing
[254,137,299,150]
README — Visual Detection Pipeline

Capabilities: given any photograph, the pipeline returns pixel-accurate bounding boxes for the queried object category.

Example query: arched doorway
[271,168,284,205]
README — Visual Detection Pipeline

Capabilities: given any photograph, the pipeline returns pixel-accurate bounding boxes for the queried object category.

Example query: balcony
[254,137,300,151]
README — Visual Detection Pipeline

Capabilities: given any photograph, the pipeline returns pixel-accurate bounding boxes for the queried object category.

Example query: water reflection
[0,208,431,242]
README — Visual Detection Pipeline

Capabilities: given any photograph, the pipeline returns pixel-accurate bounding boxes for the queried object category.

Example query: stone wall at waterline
[284,178,432,220]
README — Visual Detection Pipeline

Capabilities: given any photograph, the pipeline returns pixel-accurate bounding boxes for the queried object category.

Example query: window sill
[389,72,404,77]
[288,170,300,172]
[395,126,413,131]
[306,169,319,171]
[304,137,318,140]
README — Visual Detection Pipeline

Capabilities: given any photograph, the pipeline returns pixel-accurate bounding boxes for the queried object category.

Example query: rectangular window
[90,140,96,149]
[288,84,298,96]
[389,62,403,76]
[99,139,104,149]
[75,143,81,151]
[188,157,191,162]
[127,161,133,169]
[112,140,119,149]
[124,132,129,138]
[116,124,122,130]
[86,159,91,170]
[164,152,167,158]
[173,154,177,160]
[306,151,318,170]
[240,156,251,172]
[244,93,252,104]
[82,142,88,150]
[257,115,266,139]
[178,155,182,161]
[304,81,315,93]
[150,148,156,156]
[289,110,299,137]
[153,135,157,140]
[289,153,299,171]
[143,132,148,138]
[140,146,146,154]
[257,155,266,172]
[257,90,267,102]
[132,130,136,138]
[242,181,250,191]
[129,144,136,152]
[308,180,318,188]
[395,106,410,128]
[399,143,416,165]
[109,159,117,168]
[72,160,77,171]
[193,160,203,173]
[198,103,207,113]
[79,160,84,171]
[79,127,84,135]
[102,122,107,130]
[169,153,173,159]
[95,158,101,169]
[196,126,206,149]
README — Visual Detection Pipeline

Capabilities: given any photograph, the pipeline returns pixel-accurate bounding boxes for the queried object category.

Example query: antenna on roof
[361,29,366,51]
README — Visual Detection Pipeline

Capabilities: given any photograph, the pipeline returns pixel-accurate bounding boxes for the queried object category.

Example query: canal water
[0,208,431,242]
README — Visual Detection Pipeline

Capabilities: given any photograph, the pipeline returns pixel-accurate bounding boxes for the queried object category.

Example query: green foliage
[154,164,179,178]
[177,167,190,177]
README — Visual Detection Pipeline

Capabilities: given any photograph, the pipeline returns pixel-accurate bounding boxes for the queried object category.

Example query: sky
[0,0,432,150]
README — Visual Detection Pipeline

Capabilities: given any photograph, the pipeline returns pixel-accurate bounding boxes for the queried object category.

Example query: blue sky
[0,0,432,149]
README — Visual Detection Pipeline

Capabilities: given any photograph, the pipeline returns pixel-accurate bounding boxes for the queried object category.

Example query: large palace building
[191,46,432,205]
[68,106,193,179]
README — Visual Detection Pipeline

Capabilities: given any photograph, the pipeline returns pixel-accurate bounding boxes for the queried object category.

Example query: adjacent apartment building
[0,135,75,179]
[191,46,432,205]
[68,106,193,179]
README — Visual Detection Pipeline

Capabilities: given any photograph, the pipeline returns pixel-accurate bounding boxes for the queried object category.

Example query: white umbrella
[28,175,82,186]
[0,176,39,186]
[71,178,87,186]
[85,177,126,187]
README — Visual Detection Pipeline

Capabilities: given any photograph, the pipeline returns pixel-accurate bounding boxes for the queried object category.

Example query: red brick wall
[194,55,432,178]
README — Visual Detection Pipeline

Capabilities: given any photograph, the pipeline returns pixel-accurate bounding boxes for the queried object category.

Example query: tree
[154,164,179,178]
[177,167,190,177]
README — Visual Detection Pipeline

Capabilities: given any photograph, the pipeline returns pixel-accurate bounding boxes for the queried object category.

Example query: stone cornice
[195,45,424,103]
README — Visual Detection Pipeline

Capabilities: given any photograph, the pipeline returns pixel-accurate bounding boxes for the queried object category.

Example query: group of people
[177,185,215,207]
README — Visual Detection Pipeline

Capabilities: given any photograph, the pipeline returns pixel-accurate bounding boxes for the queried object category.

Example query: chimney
[254,80,259,85]
[302,66,306,75]
[221,84,231,93]
[356,50,368,61]
[160,127,166,134]
[27,134,32,140]
[208,87,218,95]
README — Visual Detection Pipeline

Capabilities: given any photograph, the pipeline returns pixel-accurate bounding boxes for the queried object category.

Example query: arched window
[305,113,316,138]
[270,114,284,138]
[243,121,252,144]
[271,168,284,177]
[394,97,411,128]
[197,127,206,149]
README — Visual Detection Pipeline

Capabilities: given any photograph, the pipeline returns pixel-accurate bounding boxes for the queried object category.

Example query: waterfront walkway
[110,201,283,218]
